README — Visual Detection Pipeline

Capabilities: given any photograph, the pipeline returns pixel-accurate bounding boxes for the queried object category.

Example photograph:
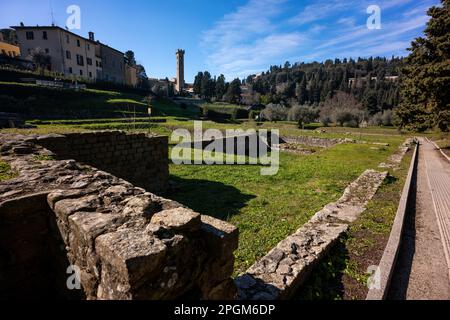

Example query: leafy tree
[260,103,288,121]
[363,89,379,115]
[224,78,242,104]
[288,105,318,129]
[396,0,449,132]
[319,91,364,127]
[193,72,203,95]
[125,50,136,66]
[215,74,226,100]
[29,48,51,74]
[201,71,215,99]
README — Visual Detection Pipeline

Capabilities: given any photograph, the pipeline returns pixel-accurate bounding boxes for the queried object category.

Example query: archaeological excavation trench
[0,131,413,300]
[0,131,238,300]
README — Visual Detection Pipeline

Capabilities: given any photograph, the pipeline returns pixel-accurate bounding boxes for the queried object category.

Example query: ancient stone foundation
[236,169,388,300]
[0,132,238,300]
[36,131,169,193]
[280,136,342,148]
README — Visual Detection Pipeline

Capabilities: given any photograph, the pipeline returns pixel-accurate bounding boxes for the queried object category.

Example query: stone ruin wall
[0,131,238,300]
[36,131,169,193]
[280,136,342,148]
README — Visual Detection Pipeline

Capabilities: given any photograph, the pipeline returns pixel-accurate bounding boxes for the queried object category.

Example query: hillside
[245,56,403,113]
[0,82,200,120]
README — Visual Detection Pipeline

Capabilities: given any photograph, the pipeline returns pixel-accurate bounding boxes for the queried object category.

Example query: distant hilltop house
[10,24,138,87]
[348,75,399,88]
[0,33,21,58]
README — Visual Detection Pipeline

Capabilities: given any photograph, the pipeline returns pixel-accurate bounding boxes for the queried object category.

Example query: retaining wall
[36,131,168,193]
[280,136,342,148]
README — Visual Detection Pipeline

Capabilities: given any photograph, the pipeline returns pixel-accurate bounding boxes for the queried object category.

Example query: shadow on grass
[384,174,399,185]
[293,238,349,300]
[386,154,418,300]
[166,175,256,220]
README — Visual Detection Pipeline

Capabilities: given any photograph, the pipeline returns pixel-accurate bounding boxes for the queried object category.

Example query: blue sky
[0,0,440,82]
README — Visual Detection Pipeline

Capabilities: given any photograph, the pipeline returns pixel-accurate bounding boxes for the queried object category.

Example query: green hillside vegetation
[0,82,200,119]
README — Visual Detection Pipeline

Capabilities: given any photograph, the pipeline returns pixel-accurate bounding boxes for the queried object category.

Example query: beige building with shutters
[12,25,100,80]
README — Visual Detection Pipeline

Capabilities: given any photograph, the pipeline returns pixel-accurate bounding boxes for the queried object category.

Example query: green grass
[0,82,200,119]
[168,138,405,274]
[296,150,413,300]
[1,115,412,279]
[202,102,245,114]
[0,160,17,181]
[32,154,56,162]
[107,98,148,106]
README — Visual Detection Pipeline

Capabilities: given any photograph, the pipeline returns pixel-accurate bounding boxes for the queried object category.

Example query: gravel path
[388,138,450,300]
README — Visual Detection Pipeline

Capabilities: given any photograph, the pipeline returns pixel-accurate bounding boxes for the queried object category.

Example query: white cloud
[337,17,356,27]
[202,0,302,79]
[201,0,435,78]
[202,0,287,49]
[207,32,306,78]
[288,0,355,25]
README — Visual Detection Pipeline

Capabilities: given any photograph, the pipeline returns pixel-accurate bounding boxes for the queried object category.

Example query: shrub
[369,112,384,126]
[332,108,365,127]
[260,103,288,121]
[382,110,393,126]
[288,104,318,128]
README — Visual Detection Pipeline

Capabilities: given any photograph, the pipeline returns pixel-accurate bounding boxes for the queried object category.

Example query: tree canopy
[395,0,450,132]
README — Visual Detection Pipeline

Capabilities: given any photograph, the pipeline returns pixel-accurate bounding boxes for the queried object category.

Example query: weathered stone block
[151,208,201,232]
[95,228,167,298]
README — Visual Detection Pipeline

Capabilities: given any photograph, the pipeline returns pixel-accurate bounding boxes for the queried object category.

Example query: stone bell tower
[176,49,185,93]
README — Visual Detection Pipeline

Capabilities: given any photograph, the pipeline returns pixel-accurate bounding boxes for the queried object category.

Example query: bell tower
[176,49,185,93]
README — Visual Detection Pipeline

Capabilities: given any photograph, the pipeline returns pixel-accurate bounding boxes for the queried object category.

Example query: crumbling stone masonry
[36,131,168,193]
[0,132,238,300]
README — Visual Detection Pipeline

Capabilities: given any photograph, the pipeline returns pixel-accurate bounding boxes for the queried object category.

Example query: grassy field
[168,136,407,274]
[1,115,410,274]
[296,150,413,300]
[202,102,246,114]
[0,82,424,280]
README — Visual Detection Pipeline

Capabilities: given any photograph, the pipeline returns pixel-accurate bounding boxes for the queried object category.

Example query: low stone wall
[236,169,388,300]
[0,133,238,300]
[36,131,168,193]
[177,132,274,157]
[280,136,342,148]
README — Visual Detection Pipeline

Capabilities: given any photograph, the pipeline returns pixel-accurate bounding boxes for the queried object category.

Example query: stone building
[175,49,185,93]
[12,25,99,80]
[125,63,139,87]
[11,25,126,84]
[348,75,399,88]
[97,41,125,84]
